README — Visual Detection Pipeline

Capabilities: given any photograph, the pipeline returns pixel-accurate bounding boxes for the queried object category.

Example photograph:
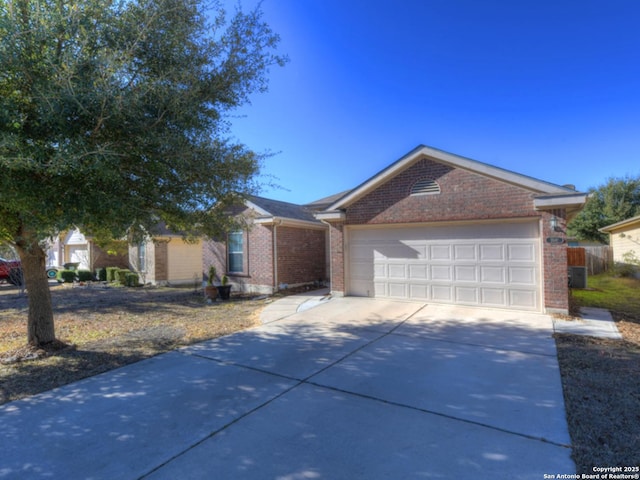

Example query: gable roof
[600,214,640,233]
[304,190,353,211]
[323,144,587,216]
[246,195,325,229]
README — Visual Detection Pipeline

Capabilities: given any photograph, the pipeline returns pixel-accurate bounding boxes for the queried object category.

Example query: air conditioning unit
[568,266,587,289]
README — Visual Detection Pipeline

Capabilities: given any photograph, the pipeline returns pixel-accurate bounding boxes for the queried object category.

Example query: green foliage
[77,270,94,282]
[572,273,640,317]
[57,270,76,283]
[611,251,640,278]
[568,176,640,243]
[0,0,285,246]
[115,269,131,285]
[106,267,119,283]
[95,268,107,282]
[125,272,140,287]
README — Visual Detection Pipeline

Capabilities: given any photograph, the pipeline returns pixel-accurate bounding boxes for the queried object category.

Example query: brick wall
[276,226,326,286]
[327,222,345,294]
[202,213,326,293]
[202,222,274,293]
[330,158,570,312]
[347,159,538,224]
[541,209,569,312]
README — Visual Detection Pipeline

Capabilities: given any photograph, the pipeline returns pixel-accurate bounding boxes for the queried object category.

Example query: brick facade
[203,207,327,294]
[276,226,326,286]
[327,158,571,312]
[346,159,538,224]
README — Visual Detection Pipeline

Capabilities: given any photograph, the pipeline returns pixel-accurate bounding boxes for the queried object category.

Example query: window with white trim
[228,231,244,273]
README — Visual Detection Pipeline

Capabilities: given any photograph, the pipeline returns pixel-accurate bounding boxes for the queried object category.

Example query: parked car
[0,257,23,285]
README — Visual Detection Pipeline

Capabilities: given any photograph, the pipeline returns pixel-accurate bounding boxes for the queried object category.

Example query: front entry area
[347,221,541,311]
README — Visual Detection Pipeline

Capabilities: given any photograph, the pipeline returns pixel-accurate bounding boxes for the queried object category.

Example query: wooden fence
[567,246,612,275]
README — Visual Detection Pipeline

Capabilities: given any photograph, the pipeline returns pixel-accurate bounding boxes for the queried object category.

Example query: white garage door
[348,222,540,311]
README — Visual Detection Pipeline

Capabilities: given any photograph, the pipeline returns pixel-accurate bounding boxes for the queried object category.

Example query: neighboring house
[203,196,327,294]
[130,223,203,286]
[46,228,128,272]
[315,145,587,314]
[600,215,640,276]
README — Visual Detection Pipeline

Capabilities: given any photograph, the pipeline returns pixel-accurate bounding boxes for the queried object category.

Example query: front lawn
[556,273,640,473]
[572,273,640,318]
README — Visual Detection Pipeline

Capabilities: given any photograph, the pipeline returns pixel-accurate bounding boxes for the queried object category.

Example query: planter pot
[204,285,218,300]
[217,285,232,300]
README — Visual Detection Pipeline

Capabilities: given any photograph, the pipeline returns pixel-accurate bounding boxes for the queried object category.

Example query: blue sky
[226,0,640,205]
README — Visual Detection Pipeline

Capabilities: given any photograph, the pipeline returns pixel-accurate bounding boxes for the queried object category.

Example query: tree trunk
[15,240,56,346]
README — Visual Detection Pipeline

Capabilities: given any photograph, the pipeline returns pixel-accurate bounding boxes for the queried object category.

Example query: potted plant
[217,274,232,300]
[204,266,218,300]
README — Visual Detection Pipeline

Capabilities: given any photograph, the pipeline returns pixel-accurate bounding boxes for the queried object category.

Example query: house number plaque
[546,237,565,244]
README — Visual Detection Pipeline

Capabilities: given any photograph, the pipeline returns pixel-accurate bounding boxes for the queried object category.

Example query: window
[137,242,146,272]
[410,178,441,196]
[228,231,244,273]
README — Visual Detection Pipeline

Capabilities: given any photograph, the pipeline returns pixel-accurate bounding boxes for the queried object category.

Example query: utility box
[568,266,587,289]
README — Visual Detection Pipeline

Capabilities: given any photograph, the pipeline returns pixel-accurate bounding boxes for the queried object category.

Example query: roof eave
[326,145,578,211]
[254,216,327,230]
[599,214,640,233]
[314,210,346,222]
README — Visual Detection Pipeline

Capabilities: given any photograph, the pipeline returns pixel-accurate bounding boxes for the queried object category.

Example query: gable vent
[410,178,441,196]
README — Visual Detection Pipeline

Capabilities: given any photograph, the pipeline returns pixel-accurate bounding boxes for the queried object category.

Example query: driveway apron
[0,297,574,479]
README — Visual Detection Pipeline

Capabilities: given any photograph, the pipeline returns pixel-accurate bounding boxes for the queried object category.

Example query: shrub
[125,272,140,287]
[106,267,119,283]
[115,269,131,285]
[95,268,107,282]
[77,270,94,282]
[57,269,76,283]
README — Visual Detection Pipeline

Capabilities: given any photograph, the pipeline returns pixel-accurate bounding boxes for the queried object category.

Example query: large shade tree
[568,175,640,243]
[0,0,285,347]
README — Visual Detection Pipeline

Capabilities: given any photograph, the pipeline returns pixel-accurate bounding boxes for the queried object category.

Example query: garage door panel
[431,265,452,281]
[455,286,478,303]
[409,264,428,279]
[409,284,429,299]
[454,265,477,282]
[507,244,536,262]
[509,290,537,309]
[431,285,452,302]
[430,245,451,261]
[480,244,505,261]
[388,283,408,298]
[387,263,407,279]
[454,244,476,260]
[348,223,540,311]
[480,266,506,283]
[481,288,507,306]
[509,267,536,285]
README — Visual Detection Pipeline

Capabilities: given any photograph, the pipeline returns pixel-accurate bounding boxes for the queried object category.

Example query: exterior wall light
[550,216,560,232]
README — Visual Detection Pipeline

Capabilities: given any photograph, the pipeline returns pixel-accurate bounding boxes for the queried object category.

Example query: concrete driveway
[0,297,575,479]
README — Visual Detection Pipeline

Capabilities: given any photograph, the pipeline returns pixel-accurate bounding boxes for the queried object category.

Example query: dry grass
[0,283,266,404]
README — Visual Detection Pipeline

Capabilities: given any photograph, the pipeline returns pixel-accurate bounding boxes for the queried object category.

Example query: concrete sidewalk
[553,307,622,339]
[259,287,331,323]
[0,297,575,479]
